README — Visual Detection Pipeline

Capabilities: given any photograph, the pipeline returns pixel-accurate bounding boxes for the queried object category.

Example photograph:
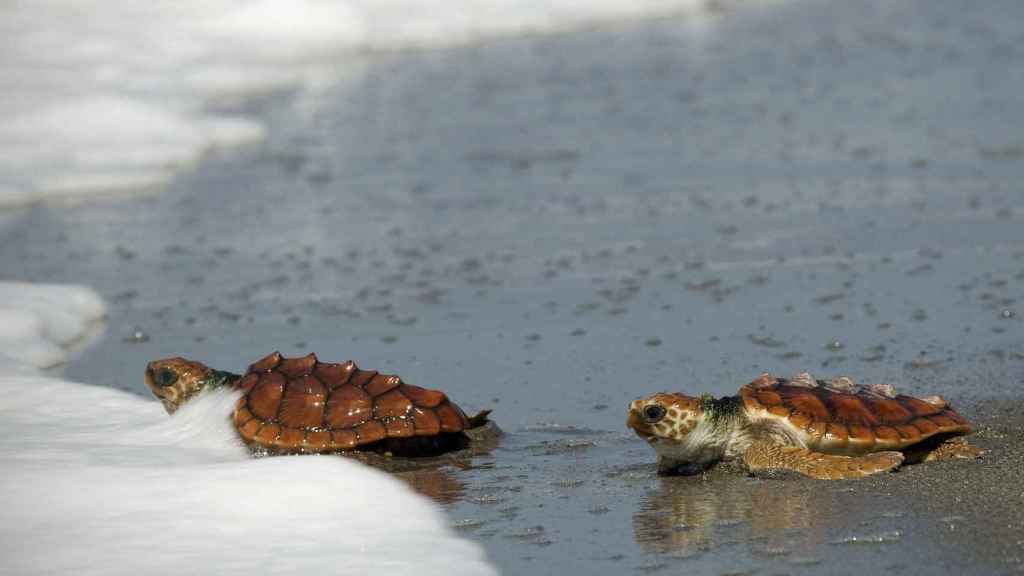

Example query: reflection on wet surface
[633,472,823,558]
[395,466,469,504]
[344,421,502,504]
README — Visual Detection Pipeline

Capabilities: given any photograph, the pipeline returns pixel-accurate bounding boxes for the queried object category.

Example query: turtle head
[628,393,728,473]
[628,393,706,444]
[145,357,215,414]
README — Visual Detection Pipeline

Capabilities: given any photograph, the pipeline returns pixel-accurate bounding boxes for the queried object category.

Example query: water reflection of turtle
[145,352,497,458]
[632,475,820,555]
[628,373,981,479]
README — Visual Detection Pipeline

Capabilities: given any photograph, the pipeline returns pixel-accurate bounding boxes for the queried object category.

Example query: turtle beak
[144,366,160,396]
[627,403,653,440]
[627,410,645,432]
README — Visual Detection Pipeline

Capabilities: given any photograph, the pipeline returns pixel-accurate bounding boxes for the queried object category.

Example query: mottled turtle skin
[146,352,492,456]
[628,373,980,480]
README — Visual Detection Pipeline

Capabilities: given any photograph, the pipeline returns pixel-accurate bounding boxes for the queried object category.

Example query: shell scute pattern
[324,385,371,428]
[354,420,387,443]
[254,423,281,446]
[784,392,830,421]
[331,429,358,449]
[234,352,471,451]
[848,424,873,442]
[316,361,355,387]
[236,411,260,438]
[900,395,944,416]
[436,404,467,432]
[874,426,900,442]
[238,373,260,393]
[895,424,920,440]
[828,394,878,426]
[278,375,326,429]
[248,351,281,373]
[787,411,812,430]
[913,417,939,435]
[740,373,971,453]
[248,374,284,420]
[374,388,413,418]
[278,427,305,447]
[305,430,332,450]
[403,385,446,408]
[366,374,401,396]
[864,397,912,422]
[347,369,377,390]
[411,407,441,435]
[277,353,317,378]
[756,390,782,406]
[823,423,847,445]
[386,417,415,437]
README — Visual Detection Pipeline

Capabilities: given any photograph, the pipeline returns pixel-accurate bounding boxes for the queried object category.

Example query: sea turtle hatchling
[146,352,494,457]
[627,373,981,479]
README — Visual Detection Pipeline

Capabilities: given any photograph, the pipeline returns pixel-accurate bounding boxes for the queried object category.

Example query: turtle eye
[156,368,178,387]
[642,404,666,423]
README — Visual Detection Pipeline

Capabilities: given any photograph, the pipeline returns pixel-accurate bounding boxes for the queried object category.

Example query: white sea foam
[0,381,497,576]
[0,283,497,575]
[0,0,725,206]
[0,282,105,372]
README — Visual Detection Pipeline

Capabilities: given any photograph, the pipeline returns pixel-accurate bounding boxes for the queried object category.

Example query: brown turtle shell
[739,373,971,455]
[231,352,472,453]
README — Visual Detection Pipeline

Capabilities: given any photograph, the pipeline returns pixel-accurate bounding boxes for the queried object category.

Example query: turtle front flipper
[742,439,904,480]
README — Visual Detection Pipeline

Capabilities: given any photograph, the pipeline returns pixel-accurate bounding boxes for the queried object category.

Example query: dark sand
[2,0,1022,573]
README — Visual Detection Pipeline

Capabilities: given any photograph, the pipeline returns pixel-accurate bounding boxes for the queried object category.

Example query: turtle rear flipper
[902,435,984,464]
[743,439,904,480]
[467,409,492,428]
[921,436,984,461]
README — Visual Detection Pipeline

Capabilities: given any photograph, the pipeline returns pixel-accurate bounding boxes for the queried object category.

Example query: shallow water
[3,0,1023,574]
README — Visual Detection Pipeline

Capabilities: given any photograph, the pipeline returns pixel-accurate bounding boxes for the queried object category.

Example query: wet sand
[2,0,1022,573]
